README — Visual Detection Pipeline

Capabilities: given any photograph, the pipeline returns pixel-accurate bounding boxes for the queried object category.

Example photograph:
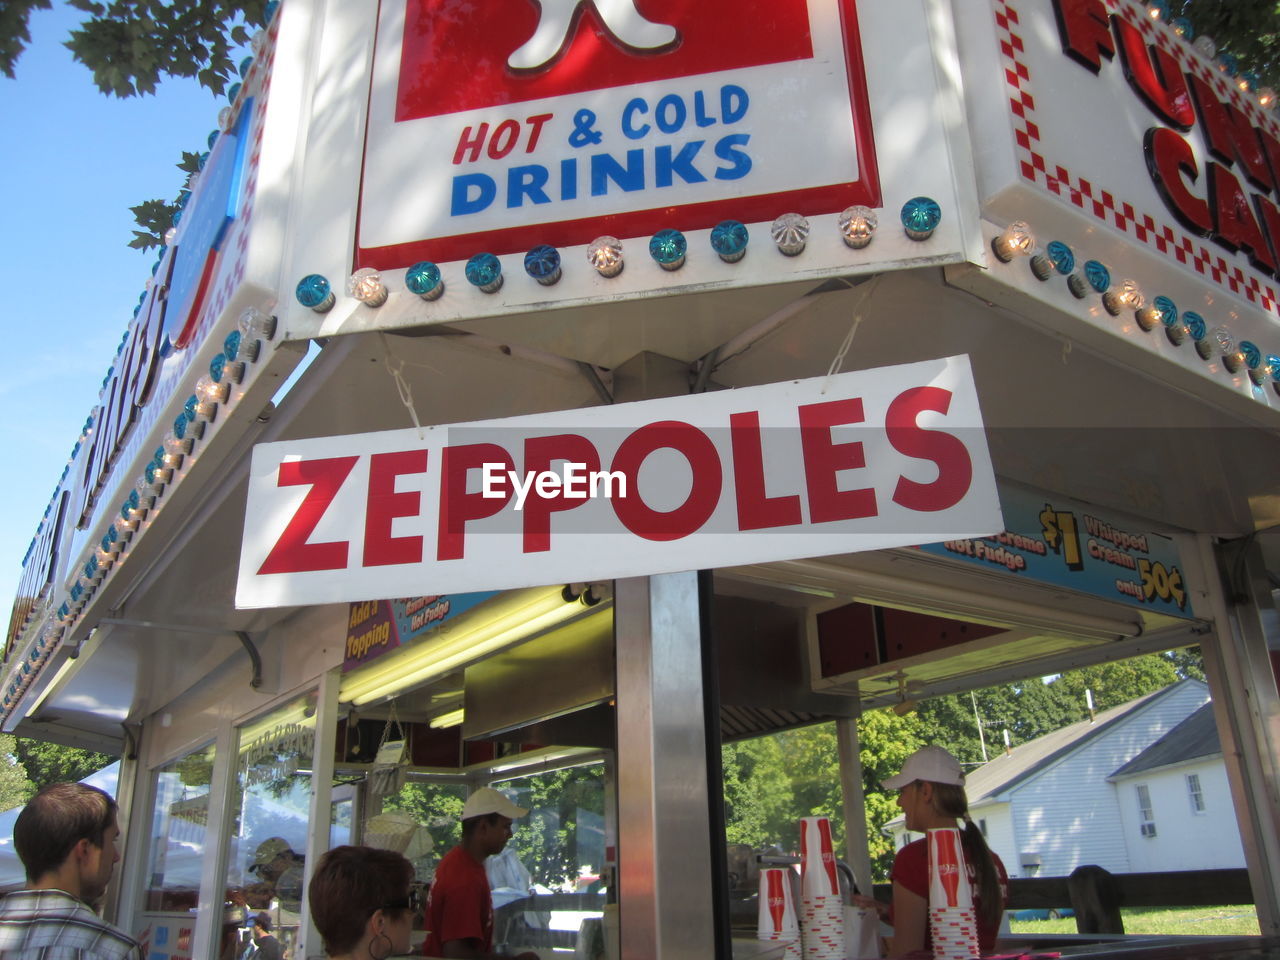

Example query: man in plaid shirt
[0,781,141,959]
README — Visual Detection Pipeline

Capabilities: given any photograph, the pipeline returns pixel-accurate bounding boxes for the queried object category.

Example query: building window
[1136,784,1156,838]
[1187,773,1206,814]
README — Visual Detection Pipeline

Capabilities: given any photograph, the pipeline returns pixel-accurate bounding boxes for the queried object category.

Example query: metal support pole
[1197,534,1280,934]
[835,715,874,898]
[298,667,341,960]
[615,573,716,960]
[192,717,239,960]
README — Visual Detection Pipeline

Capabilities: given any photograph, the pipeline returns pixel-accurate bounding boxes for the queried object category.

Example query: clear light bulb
[1104,278,1144,315]
[195,374,229,406]
[348,267,389,307]
[1259,88,1277,109]
[992,220,1035,261]
[587,236,624,278]
[239,306,278,340]
[771,213,809,256]
[838,206,877,249]
[1192,35,1216,59]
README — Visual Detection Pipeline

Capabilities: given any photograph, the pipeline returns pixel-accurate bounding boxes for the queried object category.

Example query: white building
[1110,703,1246,872]
[886,680,1242,878]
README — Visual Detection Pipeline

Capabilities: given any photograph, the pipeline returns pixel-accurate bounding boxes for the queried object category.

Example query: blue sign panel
[917,484,1194,618]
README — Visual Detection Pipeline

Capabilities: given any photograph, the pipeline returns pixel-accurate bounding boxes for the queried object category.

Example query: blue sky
[0,4,227,618]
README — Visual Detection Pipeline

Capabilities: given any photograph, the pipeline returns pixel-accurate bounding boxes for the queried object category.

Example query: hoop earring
[369,931,393,960]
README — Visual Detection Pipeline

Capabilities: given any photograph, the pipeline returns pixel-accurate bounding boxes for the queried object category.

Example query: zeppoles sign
[236,357,1001,607]
[1052,0,1280,277]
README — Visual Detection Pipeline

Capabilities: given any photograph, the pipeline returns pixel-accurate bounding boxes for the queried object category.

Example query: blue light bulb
[1216,52,1239,76]
[240,56,254,78]
[198,150,210,170]
[177,189,191,209]
[145,462,160,486]
[406,261,445,300]
[900,197,941,240]
[524,245,562,285]
[465,253,504,292]
[153,447,165,466]
[1153,296,1178,327]
[184,395,199,422]
[710,220,749,263]
[210,352,227,383]
[264,0,279,21]
[1183,312,1207,341]
[1083,260,1110,293]
[228,82,242,103]
[207,129,219,150]
[224,330,242,361]
[174,415,189,439]
[1170,16,1193,38]
[1240,340,1262,369]
[295,274,335,312]
[1046,241,1074,274]
[649,229,687,270]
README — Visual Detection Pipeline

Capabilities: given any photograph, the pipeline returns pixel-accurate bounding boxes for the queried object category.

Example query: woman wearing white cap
[863,745,1008,957]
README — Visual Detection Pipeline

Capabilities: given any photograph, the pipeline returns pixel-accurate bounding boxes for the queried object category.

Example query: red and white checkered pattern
[993,0,1280,320]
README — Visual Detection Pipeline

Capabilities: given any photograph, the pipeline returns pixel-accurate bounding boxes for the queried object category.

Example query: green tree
[1,0,269,95]
[14,739,115,790]
[0,735,36,812]
[1164,1,1280,89]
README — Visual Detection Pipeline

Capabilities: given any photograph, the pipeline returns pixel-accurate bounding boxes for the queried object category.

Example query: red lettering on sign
[258,456,359,574]
[522,433,602,553]
[1113,18,1193,130]
[1051,0,1114,73]
[797,399,875,523]
[885,387,972,512]
[1189,74,1276,194]
[437,444,514,561]
[363,449,429,567]
[729,410,802,530]
[611,421,721,541]
[1144,127,1213,237]
[1209,162,1279,276]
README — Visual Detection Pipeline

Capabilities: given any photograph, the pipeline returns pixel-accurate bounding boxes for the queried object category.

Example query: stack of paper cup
[926,828,978,960]
[799,817,846,960]
[758,867,801,960]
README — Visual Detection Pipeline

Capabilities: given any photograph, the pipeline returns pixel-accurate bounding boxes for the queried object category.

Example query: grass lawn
[1008,906,1261,937]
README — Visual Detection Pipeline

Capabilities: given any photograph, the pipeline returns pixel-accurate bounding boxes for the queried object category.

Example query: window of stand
[325,757,610,958]
[134,742,218,948]
[491,761,609,958]
[226,693,318,960]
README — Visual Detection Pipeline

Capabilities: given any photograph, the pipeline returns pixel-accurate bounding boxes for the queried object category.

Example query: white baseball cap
[881,745,965,790]
[462,787,528,821]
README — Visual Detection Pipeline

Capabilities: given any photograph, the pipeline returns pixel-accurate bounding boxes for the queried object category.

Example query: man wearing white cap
[423,787,539,959]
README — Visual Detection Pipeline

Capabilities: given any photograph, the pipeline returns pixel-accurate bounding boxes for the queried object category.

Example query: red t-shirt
[889,836,1009,952]
[424,846,493,957]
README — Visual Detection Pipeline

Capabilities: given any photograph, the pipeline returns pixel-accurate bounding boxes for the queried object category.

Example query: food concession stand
[4,0,1280,957]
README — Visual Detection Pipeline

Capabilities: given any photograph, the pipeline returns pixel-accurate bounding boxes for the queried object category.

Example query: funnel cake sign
[357,0,880,267]
[980,0,1280,314]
